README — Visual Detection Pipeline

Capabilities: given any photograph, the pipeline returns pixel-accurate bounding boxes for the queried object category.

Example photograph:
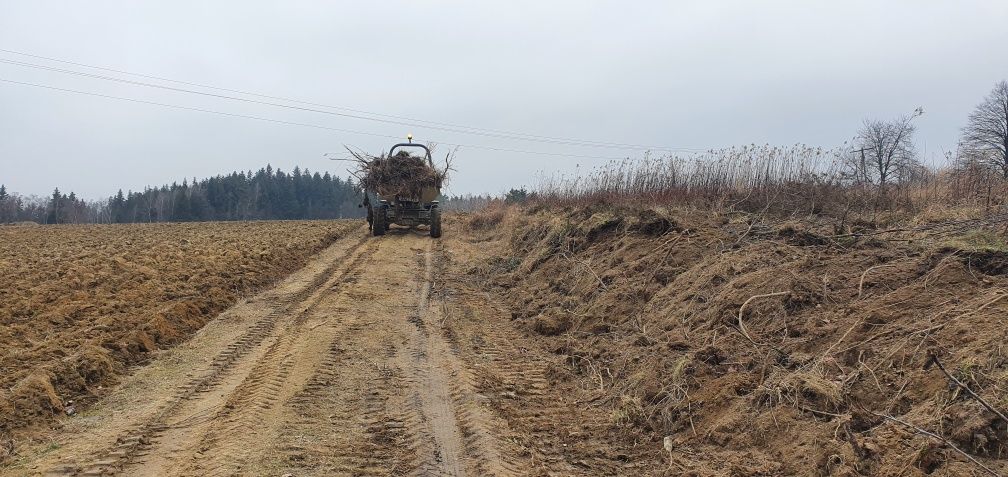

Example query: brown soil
[0,221,356,443]
[459,205,1008,476]
[2,227,517,476]
[1,209,1004,476]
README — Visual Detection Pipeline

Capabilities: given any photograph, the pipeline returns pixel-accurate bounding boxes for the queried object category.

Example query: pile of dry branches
[348,148,449,199]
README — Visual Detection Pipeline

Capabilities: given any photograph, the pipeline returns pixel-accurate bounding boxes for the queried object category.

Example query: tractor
[362,141,442,238]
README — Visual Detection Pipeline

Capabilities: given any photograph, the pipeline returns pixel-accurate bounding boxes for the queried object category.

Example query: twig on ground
[830,227,911,239]
[829,213,1008,241]
[867,409,999,477]
[928,353,1007,424]
[956,291,1008,321]
[560,251,608,292]
[821,318,863,359]
[640,233,684,291]
[858,263,896,299]
[737,292,789,344]
[736,291,790,357]
[734,217,760,245]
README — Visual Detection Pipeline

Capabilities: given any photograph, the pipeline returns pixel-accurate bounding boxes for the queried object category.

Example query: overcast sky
[2,1,1007,199]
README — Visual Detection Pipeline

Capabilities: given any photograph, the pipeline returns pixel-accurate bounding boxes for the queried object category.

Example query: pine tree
[48,188,62,224]
[112,189,126,222]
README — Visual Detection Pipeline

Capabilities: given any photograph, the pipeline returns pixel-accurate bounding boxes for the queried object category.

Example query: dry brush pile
[462,205,1008,476]
[0,220,356,451]
[349,148,449,199]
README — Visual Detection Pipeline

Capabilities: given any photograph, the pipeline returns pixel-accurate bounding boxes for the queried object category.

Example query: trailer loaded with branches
[350,138,450,238]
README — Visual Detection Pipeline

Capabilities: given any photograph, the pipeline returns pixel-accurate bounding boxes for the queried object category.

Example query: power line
[0,56,679,151]
[0,77,629,160]
[0,47,704,152]
[0,56,653,150]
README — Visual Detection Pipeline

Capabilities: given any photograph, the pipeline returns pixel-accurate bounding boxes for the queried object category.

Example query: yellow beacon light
[407,133,413,143]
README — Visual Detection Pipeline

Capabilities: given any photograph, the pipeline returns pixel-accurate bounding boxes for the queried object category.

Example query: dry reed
[532,144,1008,218]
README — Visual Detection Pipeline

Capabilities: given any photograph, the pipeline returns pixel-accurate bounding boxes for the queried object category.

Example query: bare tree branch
[962,80,1008,178]
[846,108,923,193]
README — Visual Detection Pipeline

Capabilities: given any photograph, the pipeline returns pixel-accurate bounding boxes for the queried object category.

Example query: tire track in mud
[442,297,581,474]
[40,231,523,476]
[265,234,513,477]
[406,241,469,476]
[468,322,571,473]
[264,235,465,476]
[401,240,515,477]
[45,236,373,477]
[159,240,381,477]
[277,329,425,476]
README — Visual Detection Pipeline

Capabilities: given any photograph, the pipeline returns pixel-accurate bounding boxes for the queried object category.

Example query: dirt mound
[459,205,1008,475]
[0,221,357,443]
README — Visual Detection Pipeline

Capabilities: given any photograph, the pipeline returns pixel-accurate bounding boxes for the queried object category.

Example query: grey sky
[1,1,1006,199]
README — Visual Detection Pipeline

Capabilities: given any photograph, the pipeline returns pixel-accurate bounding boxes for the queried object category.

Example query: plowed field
[0,221,358,443]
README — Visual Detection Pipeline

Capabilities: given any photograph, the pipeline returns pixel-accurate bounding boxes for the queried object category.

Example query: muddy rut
[10,229,545,477]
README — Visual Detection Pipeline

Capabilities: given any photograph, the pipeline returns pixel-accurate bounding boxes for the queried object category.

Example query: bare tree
[850,108,923,190]
[962,80,1008,178]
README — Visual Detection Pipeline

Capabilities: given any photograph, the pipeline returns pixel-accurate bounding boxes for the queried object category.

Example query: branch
[866,409,999,477]
[928,353,1007,424]
[737,291,789,355]
[858,263,896,298]
[560,251,608,292]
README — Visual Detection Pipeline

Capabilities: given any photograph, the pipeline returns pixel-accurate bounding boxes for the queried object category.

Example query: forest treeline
[0,165,367,224]
[0,165,500,224]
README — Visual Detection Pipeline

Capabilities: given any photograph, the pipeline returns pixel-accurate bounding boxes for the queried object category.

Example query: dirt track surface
[7,226,610,476]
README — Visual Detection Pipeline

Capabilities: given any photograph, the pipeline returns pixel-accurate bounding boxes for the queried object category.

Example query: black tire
[429,207,442,238]
[372,207,387,236]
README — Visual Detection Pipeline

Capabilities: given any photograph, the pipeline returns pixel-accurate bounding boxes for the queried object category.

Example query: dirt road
[5,225,639,477]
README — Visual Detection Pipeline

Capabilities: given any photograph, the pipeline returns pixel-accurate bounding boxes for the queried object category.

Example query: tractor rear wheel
[373,207,387,236]
[430,207,442,238]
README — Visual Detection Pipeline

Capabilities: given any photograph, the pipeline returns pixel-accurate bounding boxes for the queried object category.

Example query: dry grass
[464,203,508,231]
[942,230,1008,252]
[532,144,1008,220]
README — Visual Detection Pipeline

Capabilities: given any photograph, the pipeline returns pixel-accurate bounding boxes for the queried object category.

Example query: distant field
[0,220,359,436]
